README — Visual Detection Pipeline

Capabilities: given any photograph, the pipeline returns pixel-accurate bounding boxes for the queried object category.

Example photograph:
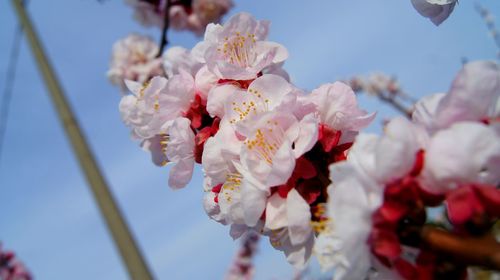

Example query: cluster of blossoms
[114,8,500,279]
[107,34,165,90]
[125,0,233,35]
[315,60,500,279]
[117,12,375,268]
[109,0,233,89]
[0,244,31,280]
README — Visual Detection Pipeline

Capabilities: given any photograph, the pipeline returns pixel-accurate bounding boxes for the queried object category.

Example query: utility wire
[0,24,23,166]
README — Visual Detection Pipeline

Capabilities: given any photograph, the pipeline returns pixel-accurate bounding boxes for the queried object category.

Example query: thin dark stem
[0,24,23,167]
[157,0,171,58]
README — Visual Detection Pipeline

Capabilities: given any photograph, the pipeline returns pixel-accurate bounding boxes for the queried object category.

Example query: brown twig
[475,2,500,60]
[157,0,171,57]
[347,74,415,119]
[421,225,500,271]
[378,95,413,118]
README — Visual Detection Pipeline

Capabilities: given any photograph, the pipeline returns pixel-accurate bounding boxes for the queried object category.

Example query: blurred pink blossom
[107,34,164,90]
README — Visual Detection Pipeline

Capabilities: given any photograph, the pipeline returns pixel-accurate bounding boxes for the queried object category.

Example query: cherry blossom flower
[310,82,376,148]
[203,175,258,240]
[203,177,228,225]
[107,34,164,90]
[411,92,445,132]
[236,111,317,190]
[317,118,429,279]
[162,46,203,77]
[203,154,255,227]
[119,76,170,140]
[188,0,234,35]
[226,111,318,267]
[444,183,500,228]
[411,0,457,26]
[117,42,232,188]
[194,65,220,98]
[202,165,266,238]
[120,71,198,139]
[125,0,233,35]
[319,108,500,279]
[265,227,315,269]
[201,119,241,185]
[162,50,217,98]
[125,0,166,28]
[120,70,210,171]
[202,108,319,268]
[217,173,247,225]
[169,4,191,30]
[413,61,500,132]
[318,158,386,279]
[421,122,500,194]
[202,80,373,268]
[203,124,277,229]
[315,134,382,279]
[191,12,288,80]
[0,244,32,280]
[155,71,198,129]
[432,61,500,126]
[262,189,315,268]
[217,74,298,121]
[165,117,196,189]
[140,134,170,166]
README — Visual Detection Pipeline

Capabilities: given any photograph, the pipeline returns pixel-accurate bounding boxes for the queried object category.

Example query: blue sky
[0,0,499,279]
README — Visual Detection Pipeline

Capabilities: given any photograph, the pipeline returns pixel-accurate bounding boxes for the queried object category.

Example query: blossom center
[131,50,149,64]
[229,88,270,124]
[220,173,242,204]
[310,203,330,234]
[159,133,170,166]
[244,121,284,165]
[138,80,150,99]
[217,32,257,68]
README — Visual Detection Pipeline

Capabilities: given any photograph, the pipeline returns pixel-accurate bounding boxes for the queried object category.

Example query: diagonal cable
[0,24,23,166]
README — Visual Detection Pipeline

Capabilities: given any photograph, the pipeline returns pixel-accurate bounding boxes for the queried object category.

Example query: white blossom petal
[286,189,312,246]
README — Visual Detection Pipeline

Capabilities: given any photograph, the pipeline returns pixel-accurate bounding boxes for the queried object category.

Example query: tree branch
[347,74,415,119]
[421,225,500,271]
[377,95,413,119]
[475,3,500,60]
